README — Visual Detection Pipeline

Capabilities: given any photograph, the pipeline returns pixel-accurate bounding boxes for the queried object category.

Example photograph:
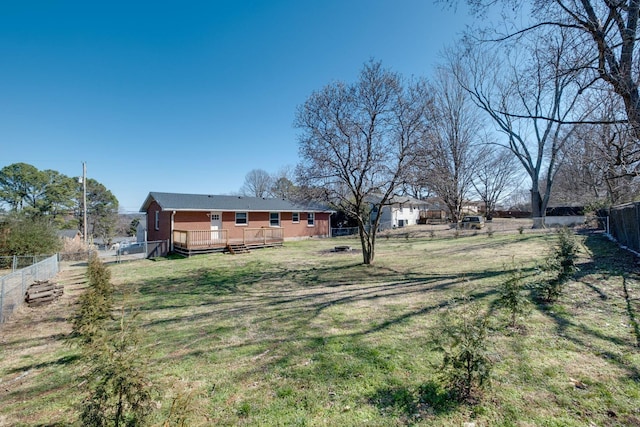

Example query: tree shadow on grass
[532,233,640,380]
[7,353,81,375]
[368,381,457,424]
[537,304,640,381]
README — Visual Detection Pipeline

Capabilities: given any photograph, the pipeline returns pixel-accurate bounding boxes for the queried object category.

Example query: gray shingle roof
[57,229,81,239]
[140,192,333,213]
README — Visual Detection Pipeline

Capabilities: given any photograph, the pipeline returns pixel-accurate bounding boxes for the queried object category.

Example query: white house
[372,195,431,229]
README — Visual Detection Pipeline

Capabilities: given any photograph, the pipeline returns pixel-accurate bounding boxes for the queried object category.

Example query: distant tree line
[0,162,118,255]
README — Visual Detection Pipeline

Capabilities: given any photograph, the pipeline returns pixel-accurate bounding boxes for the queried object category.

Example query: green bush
[0,214,61,256]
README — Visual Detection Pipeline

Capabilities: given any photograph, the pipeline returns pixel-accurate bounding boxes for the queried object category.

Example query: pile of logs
[25,280,64,307]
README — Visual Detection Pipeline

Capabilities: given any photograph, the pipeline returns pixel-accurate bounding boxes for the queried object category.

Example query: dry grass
[0,228,639,426]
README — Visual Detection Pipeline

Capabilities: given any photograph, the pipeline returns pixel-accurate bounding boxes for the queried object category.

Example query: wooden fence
[608,202,640,253]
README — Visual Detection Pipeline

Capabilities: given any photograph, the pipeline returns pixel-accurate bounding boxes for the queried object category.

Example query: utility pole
[83,162,87,243]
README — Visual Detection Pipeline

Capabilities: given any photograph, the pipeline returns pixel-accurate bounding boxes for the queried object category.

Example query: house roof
[367,193,430,206]
[57,229,81,239]
[140,192,334,213]
[387,195,428,205]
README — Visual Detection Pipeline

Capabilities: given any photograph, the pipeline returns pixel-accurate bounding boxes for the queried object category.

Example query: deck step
[226,243,250,254]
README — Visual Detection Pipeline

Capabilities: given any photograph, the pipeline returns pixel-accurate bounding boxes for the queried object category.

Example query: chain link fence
[0,254,59,323]
[113,240,169,262]
[0,255,53,272]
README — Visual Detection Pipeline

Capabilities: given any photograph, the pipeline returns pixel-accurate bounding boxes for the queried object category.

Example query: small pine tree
[496,263,530,327]
[71,257,156,426]
[534,227,579,303]
[72,254,114,344]
[163,381,205,427]
[80,307,155,427]
[555,227,579,278]
[432,298,492,402]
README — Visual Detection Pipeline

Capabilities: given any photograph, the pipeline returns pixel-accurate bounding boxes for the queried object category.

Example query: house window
[211,213,220,221]
[292,212,299,223]
[307,212,315,226]
[371,206,379,220]
[154,211,160,231]
[270,212,280,227]
[235,212,248,225]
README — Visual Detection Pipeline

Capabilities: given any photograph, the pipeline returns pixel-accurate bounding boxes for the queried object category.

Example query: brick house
[140,192,333,255]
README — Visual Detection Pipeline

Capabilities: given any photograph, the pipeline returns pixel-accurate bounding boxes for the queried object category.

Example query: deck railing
[173,228,284,251]
[173,229,229,250]
[243,227,284,245]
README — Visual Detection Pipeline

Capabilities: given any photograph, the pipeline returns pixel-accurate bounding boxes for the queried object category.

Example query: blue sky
[1,1,475,213]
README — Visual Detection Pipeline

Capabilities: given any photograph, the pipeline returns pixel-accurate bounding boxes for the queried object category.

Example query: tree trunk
[358,223,374,265]
[530,189,545,229]
[362,245,374,265]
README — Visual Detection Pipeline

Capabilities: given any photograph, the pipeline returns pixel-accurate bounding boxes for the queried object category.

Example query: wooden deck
[172,228,284,256]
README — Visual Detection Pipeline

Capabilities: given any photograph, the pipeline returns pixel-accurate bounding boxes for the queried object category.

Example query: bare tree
[459,1,640,132]
[534,1,640,134]
[295,60,431,264]
[420,66,481,224]
[471,144,520,219]
[557,122,640,205]
[547,86,640,205]
[453,29,587,227]
[503,186,531,211]
[268,166,298,200]
[240,169,272,198]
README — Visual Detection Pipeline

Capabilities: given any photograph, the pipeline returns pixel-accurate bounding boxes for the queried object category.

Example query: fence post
[636,203,640,253]
[0,277,5,322]
[12,255,17,272]
[22,267,27,296]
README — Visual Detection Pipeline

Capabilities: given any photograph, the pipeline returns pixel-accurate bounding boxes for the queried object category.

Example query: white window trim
[270,212,280,227]
[235,212,248,226]
[292,212,300,223]
[307,212,315,227]
[154,211,160,231]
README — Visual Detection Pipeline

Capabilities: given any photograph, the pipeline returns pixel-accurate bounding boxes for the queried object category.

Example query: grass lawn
[1,230,639,426]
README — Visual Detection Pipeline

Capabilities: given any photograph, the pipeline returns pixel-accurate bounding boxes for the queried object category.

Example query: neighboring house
[370,195,432,229]
[419,198,484,221]
[462,200,483,214]
[136,218,147,243]
[57,229,82,243]
[140,192,334,255]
